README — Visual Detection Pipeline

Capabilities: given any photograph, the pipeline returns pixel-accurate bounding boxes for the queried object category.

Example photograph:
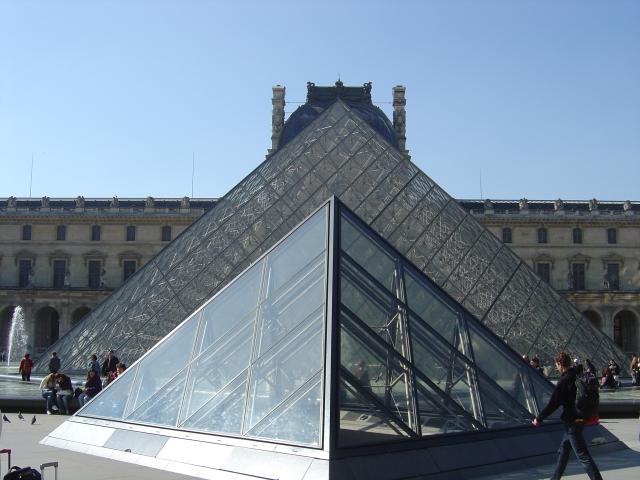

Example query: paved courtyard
[0,409,637,479]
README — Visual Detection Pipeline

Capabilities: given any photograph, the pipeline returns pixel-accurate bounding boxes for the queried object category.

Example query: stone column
[269,85,286,155]
[392,85,408,155]
[59,303,71,337]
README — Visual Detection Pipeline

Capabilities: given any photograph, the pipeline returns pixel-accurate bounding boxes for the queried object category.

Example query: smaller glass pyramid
[76,198,555,452]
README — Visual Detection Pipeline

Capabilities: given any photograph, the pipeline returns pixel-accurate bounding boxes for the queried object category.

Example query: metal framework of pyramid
[35,83,628,376]
[43,200,623,479]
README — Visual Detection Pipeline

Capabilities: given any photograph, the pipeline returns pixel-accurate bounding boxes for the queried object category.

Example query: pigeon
[31,416,36,425]
[2,414,10,423]
[18,412,24,420]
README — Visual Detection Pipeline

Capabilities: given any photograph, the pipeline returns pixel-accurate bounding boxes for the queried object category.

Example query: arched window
[537,227,548,244]
[22,225,32,241]
[56,225,66,241]
[91,225,101,241]
[161,225,172,242]
[572,228,582,244]
[501,227,512,244]
[607,228,617,244]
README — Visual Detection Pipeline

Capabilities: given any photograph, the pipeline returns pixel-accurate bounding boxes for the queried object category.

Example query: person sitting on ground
[78,369,102,407]
[55,373,74,415]
[630,356,640,387]
[48,351,61,374]
[19,353,33,381]
[608,359,621,387]
[88,354,100,374]
[106,362,127,385]
[39,372,59,414]
[101,349,119,378]
[600,365,616,389]
[530,356,545,376]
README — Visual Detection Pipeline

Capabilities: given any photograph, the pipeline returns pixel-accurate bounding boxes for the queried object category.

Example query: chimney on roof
[269,85,286,155]
[392,85,408,156]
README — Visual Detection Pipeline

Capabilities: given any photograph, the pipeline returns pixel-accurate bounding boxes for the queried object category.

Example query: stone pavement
[0,411,192,479]
[475,418,640,480]
[0,411,638,479]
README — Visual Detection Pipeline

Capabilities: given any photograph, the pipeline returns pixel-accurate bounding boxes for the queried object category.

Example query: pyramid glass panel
[245,372,323,445]
[180,372,248,435]
[335,203,553,446]
[126,315,200,416]
[79,364,138,419]
[126,367,189,426]
[77,205,329,448]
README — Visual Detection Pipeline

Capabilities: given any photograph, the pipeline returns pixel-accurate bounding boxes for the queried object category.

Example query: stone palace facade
[0,196,216,356]
[2,195,638,358]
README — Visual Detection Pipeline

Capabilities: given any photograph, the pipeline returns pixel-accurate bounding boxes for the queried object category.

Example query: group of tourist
[523,352,640,389]
[17,349,126,415]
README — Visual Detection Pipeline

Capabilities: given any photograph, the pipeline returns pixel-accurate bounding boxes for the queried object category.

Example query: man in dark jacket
[532,351,602,480]
[48,352,61,374]
[101,350,119,377]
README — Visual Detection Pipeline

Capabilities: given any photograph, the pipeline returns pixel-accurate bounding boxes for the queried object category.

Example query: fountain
[6,306,28,365]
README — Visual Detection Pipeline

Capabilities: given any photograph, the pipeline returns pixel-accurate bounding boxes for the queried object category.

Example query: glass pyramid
[75,199,555,451]
[35,84,628,376]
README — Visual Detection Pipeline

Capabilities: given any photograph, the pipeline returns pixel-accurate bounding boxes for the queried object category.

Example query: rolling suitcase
[39,463,57,480]
[0,449,10,478]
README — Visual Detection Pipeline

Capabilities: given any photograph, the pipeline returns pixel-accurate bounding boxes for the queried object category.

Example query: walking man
[532,351,603,480]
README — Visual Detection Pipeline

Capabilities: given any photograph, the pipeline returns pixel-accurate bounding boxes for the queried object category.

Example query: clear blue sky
[1,0,638,201]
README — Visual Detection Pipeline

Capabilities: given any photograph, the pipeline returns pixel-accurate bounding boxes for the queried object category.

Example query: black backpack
[575,371,599,418]
[3,466,41,480]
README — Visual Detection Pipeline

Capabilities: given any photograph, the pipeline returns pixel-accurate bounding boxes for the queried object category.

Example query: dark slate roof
[457,199,640,215]
[277,81,398,150]
[0,197,217,213]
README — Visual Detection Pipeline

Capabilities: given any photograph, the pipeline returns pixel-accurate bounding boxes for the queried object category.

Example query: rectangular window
[123,260,137,281]
[537,228,548,244]
[571,263,585,290]
[22,225,32,241]
[56,225,66,241]
[606,263,620,290]
[161,225,172,242]
[501,228,512,243]
[91,225,101,241]
[53,260,66,288]
[88,260,102,288]
[607,228,617,244]
[536,263,551,284]
[18,259,32,288]
[572,228,582,244]
[126,225,136,241]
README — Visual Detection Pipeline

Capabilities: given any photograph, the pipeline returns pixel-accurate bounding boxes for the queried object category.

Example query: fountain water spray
[6,306,28,365]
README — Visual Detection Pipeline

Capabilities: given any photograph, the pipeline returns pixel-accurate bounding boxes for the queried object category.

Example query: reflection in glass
[197,262,263,355]
[246,373,323,446]
[80,365,138,420]
[244,319,324,433]
[126,315,200,416]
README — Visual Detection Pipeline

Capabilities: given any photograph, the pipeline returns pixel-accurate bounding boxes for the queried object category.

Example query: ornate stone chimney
[269,85,286,155]
[392,85,408,155]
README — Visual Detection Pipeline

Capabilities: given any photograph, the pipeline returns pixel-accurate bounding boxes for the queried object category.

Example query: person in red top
[19,353,33,381]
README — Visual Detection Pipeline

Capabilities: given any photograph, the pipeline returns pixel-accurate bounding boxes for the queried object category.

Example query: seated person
[39,373,59,414]
[601,366,616,389]
[106,363,127,385]
[55,373,74,415]
[78,370,103,407]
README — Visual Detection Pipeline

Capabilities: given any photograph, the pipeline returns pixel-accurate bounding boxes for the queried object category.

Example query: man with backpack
[532,351,602,480]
